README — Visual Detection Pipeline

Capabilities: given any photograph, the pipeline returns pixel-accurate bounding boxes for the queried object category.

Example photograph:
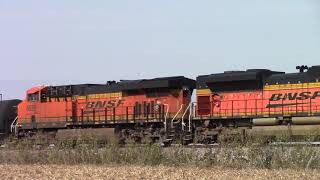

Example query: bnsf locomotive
[2,65,320,144]
[15,77,196,143]
[195,65,320,142]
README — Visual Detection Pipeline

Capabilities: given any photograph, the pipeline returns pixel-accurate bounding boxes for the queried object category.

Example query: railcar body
[16,76,196,138]
[195,65,320,143]
[197,66,320,120]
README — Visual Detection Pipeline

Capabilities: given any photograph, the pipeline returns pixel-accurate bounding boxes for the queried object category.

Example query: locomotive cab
[26,87,48,103]
[16,86,48,130]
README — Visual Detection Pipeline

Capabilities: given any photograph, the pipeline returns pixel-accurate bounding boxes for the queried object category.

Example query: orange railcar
[197,66,320,120]
[17,77,196,132]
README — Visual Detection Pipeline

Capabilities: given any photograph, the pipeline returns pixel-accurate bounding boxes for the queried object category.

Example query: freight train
[1,65,320,144]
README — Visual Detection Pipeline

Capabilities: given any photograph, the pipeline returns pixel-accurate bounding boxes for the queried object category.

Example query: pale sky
[0,1,319,99]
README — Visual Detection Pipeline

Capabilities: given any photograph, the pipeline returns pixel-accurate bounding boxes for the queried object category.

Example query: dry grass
[0,164,319,180]
[1,141,320,169]
[2,135,320,171]
[2,137,320,179]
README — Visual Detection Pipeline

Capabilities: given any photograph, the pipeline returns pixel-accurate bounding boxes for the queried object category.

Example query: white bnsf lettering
[86,99,125,109]
[270,91,320,101]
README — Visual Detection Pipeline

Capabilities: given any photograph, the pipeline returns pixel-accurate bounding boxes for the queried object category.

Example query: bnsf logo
[86,99,125,109]
[270,91,320,101]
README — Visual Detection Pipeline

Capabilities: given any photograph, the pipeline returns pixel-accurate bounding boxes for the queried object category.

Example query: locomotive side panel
[73,88,188,123]
[16,77,196,132]
[215,91,263,117]
[18,98,71,129]
[264,83,320,116]
[197,89,264,117]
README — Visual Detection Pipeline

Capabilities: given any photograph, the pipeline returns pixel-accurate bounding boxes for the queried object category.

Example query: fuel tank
[253,118,280,126]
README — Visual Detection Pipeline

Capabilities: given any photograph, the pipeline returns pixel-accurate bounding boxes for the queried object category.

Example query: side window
[28,93,40,102]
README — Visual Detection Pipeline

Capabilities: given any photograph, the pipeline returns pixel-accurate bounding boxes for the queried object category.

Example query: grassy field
[1,165,320,180]
[1,144,320,169]
[1,136,320,179]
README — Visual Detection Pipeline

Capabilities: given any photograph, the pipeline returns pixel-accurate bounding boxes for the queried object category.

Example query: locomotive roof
[265,65,320,85]
[197,65,320,90]
[27,86,47,94]
[47,76,196,97]
[197,69,283,90]
[198,69,282,83]
[85,76,196,94]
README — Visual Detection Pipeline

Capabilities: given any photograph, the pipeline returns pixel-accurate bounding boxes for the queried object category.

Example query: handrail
[181,103,192,131]
[195,97,320,118]
[10,116,18,134]
[171,104,184,129]
[163,104,169,133]
[188,103,195,132]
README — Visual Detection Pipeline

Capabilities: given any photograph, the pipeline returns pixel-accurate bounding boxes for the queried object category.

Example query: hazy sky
[0,1,319,99]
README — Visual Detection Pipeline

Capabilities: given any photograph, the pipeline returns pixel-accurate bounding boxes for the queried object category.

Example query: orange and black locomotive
[15,76,196,142]
[2,65,320,144]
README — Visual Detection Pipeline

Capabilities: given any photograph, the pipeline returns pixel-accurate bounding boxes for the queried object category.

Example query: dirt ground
[0,165,319,180]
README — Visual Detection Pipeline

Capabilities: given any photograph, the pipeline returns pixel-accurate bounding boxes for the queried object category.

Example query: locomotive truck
[1,65,320,144]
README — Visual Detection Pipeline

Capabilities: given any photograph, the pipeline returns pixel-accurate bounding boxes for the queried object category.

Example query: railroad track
[2,141,320,150]
[170,142,320,148]
[268,141,320,147]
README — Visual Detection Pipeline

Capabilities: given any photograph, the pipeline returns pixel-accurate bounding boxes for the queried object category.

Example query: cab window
[28,93,40,102]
